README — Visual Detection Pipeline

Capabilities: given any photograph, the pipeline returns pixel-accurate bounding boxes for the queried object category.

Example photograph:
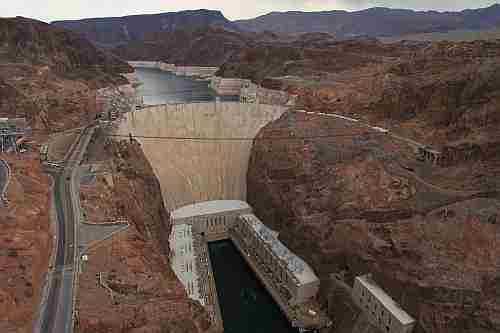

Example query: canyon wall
[247,111,500,333]
[76,140,214,332]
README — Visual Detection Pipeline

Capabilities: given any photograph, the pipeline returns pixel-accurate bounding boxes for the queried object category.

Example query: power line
[105,132,363,142]
[26,123,372,143]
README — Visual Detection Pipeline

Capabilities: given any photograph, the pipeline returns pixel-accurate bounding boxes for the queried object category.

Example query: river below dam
[135,67,238,105]
[209,241,298,333]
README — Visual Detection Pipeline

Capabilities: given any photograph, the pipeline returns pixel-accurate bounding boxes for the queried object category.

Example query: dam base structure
[169,200,330,331]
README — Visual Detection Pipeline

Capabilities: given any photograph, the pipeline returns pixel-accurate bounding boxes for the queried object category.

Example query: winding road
[0,158,10,203]
[35,125,95,333]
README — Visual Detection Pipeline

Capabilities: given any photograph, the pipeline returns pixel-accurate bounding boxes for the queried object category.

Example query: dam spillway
[117,102,287,211]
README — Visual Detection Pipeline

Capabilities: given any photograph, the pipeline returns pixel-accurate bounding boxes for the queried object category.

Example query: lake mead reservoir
[135,67,238,105]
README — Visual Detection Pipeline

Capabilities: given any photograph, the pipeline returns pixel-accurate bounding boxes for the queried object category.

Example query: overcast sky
[1,0,498,23]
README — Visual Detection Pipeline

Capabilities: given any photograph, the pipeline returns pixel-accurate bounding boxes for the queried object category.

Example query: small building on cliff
[353,274,416,333]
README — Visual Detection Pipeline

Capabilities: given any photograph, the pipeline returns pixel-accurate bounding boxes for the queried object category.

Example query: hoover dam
[117,101,287,211]
[115,67,330,332]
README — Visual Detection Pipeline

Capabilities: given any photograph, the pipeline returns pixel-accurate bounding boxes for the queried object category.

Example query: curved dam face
[118,102,287,211]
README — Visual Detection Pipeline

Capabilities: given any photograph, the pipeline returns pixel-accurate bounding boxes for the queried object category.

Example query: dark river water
[209,240,298,333]
[135,67,238,105]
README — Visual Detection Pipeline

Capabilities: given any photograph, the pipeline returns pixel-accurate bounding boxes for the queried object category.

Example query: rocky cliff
[0,17,132,130]
[0,17,132,76]
[247,111,500,333]
[218,38,500,157]
[52,10,239,47]
[0,17,130,332]
[242,36,500,333]
[111,27,252,66]
[76,140,214,332]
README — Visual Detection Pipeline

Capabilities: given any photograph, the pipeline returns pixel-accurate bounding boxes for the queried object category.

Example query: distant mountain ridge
[52,9,239,46]
[235,4,500,37]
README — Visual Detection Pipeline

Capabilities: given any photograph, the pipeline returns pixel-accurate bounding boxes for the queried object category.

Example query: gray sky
[1,0,497,23]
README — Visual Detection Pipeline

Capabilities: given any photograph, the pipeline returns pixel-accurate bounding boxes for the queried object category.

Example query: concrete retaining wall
[117,102,287,211]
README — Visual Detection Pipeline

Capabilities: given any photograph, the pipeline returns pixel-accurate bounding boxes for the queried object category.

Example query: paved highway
[36,125,95,333]
[0,158,10,203]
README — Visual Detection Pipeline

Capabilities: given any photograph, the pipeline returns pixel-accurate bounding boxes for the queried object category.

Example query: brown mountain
[111,27,254,66]
[52,9,239,47]
[0,16,131,77]
[244,39,500,333]
[0,17,130,332]
[235,4,500,38]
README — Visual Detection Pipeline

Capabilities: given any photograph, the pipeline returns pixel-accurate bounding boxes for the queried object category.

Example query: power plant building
[353,274,416,333]
[230,214,320,306]
[171,200,252,241]
[169,201,329,330]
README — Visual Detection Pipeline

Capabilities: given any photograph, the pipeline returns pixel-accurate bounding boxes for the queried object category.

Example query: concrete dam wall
[118,102,287,211]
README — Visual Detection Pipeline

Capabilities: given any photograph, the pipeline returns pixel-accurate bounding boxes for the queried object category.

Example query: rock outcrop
[76,140,214,333]
[247,111,500,333]
[0,17,130,332]
[111,27,252,66]
[0,17,132,76]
